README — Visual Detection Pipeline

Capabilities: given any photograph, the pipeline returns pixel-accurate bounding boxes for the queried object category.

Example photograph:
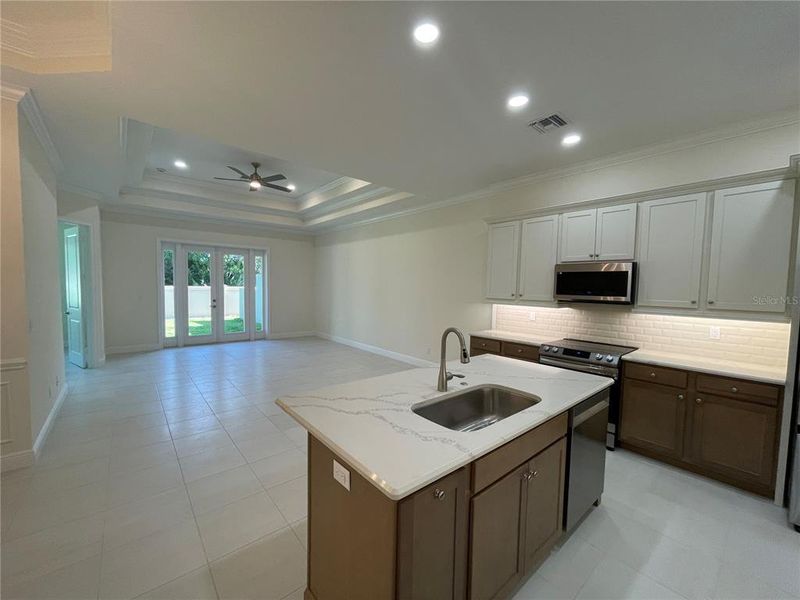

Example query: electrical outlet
[528,310,536,321]
[709,326,721,340]
[333,459,350,491]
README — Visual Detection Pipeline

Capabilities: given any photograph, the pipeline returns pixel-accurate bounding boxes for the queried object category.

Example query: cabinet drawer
[472,413,567,494]
[471,337,501,355]
[696,374,780,406]
[625,362,688,389]
[501,342,540,362]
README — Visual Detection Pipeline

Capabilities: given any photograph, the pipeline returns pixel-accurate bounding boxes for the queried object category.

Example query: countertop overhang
[277,354,613,500]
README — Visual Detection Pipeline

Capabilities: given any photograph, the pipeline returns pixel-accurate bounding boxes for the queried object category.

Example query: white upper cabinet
[636,193,706,308]
[706,180,795,313]
[559,204,636,262]
[559,209,597,262]
[518,215,560,302]
[486,222,521,300]
[595,204,637,261]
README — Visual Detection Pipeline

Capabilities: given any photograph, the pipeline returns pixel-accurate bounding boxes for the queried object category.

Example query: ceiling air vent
[528,113,568,134]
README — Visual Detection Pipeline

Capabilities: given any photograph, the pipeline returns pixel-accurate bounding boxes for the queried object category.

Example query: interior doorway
[59,221,91,368]
[160,241,267,347]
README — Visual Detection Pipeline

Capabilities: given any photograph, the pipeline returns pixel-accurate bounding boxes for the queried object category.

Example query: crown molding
[0,81,28,102]
[57,182,105,202]
[18,90,63,174]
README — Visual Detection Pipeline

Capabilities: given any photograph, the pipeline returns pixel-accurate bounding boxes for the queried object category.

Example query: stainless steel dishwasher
[563,389,610,531]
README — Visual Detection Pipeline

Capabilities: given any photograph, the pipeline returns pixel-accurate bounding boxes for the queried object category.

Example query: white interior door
[183,246,218,344]
[64,226,87,368]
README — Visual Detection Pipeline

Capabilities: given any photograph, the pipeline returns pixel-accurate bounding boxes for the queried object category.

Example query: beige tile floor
[1,338,798,600]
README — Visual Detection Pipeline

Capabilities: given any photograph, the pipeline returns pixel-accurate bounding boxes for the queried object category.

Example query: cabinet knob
[708,300,715,305]
[517,349,523,354]
[677,394,684,400]
[511,292,516,298]
[731,387,738,393]
[690,300,697,305]
[650,372,656,378]
[433,488,445,500]
[532,470,538,478]
[695,398,703,405]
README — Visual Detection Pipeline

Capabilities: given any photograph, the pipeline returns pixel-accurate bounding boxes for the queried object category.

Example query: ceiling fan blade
[214,177,248,182]
[263,182,292,193]
[260,173,286,183]
[226,166,249,178]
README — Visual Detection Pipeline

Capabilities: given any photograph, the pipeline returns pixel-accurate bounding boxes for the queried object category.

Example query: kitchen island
[278,354,614,600]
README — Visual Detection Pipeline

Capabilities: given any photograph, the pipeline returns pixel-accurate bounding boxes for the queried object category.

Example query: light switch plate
[333,459,350,491]
[709,326,721,340]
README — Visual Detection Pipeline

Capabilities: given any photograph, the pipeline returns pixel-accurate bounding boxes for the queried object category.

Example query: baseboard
[32,383,68,459]
[315,332,435,368]
[0,449,34,472]
[105,343,162,355]
[266,331,317,340]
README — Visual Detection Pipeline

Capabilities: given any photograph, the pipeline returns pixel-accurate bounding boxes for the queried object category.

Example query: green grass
[164,318,263,338]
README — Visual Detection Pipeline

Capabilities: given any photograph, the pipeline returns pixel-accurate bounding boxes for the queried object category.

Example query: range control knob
[542,345,550,352]
[605,355,614,362]
[595,353,603,360]
[551,347,560,353]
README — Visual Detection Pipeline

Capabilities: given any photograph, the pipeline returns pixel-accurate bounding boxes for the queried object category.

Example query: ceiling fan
[214,162,292,192]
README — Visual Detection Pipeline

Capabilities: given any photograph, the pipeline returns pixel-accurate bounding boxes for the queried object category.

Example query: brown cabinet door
[469,464,527,600]
[397,468,470,600]
[522,438,566,573]
[501,342,540,363]
[620,379,687,459]
[689,393,778,489]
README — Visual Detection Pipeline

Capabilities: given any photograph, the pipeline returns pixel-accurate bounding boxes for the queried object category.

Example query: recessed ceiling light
[413,22,440,45]
[173,159,188,169]
[249,180,261,190]
[562,133,582,146]
[507,94,530,109]
[287,184,296,191]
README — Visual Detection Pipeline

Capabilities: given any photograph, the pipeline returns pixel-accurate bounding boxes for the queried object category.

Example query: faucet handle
[446,372,465,381]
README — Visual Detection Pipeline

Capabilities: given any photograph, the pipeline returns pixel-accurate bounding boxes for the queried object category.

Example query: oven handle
[539,356,618,379]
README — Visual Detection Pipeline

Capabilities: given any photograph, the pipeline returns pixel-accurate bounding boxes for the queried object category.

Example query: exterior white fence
[163,285,246,319]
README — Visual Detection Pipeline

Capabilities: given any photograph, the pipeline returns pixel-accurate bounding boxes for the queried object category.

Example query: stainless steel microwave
[554,262,636,304]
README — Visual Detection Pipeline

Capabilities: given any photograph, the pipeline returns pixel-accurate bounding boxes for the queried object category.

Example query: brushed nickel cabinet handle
[433,488,445,500]
[695,398,703,405]
[677,394,684,400]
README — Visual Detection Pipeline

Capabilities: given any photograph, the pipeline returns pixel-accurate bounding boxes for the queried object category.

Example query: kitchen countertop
[472,330,787,385]
[622,349,787,385]
[277,354,613,500]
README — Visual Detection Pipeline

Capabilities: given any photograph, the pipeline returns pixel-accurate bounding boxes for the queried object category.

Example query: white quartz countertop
[473,330,787,385]
[277,355,613,500]
[470,329,554,346]
[622,349,787,385]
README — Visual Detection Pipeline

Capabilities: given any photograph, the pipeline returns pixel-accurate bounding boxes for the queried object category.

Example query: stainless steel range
[539,338,637,449]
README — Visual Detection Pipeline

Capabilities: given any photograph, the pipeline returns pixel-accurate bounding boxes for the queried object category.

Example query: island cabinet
[305,414,568,600]
[470,336,539,363]
[619,362,783,497]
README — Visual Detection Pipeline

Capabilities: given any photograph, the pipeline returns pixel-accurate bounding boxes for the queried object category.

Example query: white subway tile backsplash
[494,305,790,368]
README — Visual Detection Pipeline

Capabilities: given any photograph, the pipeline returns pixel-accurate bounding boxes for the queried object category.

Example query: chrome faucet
[437,327,471,392]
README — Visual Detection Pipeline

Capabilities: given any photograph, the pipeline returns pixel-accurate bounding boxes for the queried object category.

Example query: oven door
[554,262,635,304]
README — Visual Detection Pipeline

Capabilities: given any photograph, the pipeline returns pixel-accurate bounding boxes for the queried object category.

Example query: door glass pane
[223,253,246,334]
[163,247,175,338]
[255,255,264,332]
[187,250,212,337]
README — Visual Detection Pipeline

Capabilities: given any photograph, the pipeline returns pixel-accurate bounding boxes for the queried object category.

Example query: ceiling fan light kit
[214,162,293,193]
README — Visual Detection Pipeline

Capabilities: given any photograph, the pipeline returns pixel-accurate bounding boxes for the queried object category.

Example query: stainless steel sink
[412,385,541,432]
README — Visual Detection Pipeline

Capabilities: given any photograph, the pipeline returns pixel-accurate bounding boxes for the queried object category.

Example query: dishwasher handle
[572,398,609,428]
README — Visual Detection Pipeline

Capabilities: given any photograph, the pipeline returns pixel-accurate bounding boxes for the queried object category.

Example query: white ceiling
[2,1,798,231]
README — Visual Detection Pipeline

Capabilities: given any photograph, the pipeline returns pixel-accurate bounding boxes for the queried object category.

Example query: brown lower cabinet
[306,415,568,600]
[619,362,782,497]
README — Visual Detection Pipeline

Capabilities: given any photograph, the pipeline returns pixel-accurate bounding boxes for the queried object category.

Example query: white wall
[101,213,315,352]
[314,121,800,362]
[19,109,66,443]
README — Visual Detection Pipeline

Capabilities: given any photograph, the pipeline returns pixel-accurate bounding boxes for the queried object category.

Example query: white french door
[161,242,267,347]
